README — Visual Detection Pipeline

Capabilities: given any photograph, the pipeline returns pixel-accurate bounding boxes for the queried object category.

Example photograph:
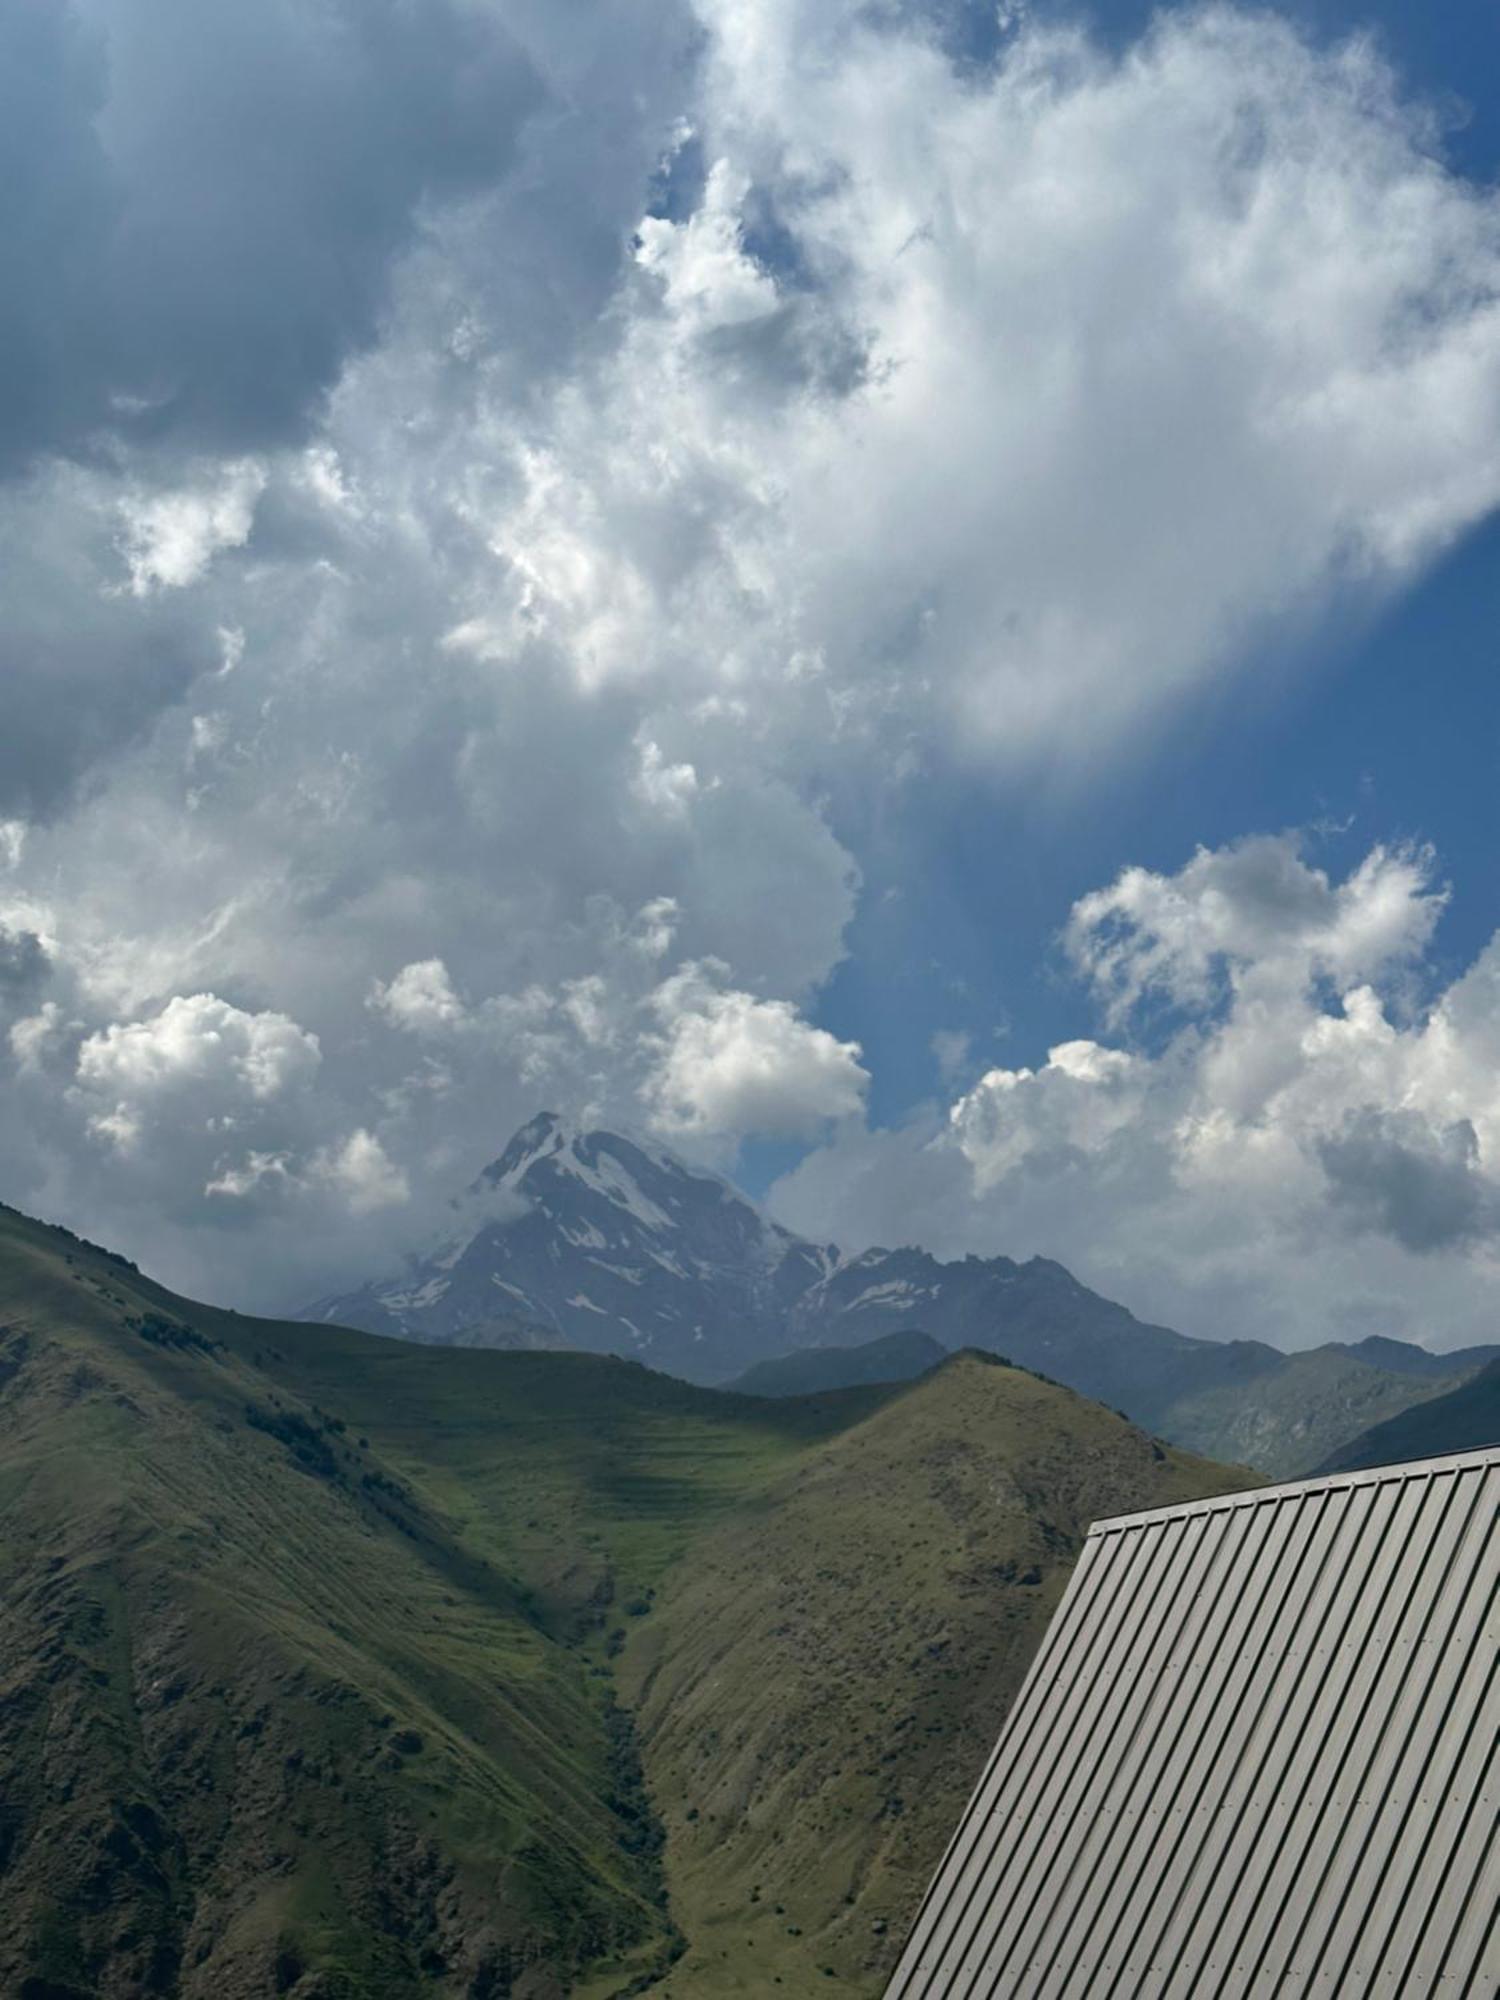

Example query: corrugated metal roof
[886,1445,1500,1997]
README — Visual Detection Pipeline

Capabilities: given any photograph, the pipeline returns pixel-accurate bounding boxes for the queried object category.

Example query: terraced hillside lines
[247,1333,894,1639]
[620,1356,1256,1996]
[0,1207,680,2000]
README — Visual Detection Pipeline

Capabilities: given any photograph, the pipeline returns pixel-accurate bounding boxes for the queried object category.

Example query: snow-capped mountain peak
[486,1117,683,1235]
[311,1113,832,1378]
[487,1109,572,1183]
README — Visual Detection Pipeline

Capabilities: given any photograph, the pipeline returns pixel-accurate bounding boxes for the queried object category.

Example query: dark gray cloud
[0,0,544,473]
[0,473,216,819]
[1319,1110,1500,1253]
[0,0,703,823]
[0,927,48,1001]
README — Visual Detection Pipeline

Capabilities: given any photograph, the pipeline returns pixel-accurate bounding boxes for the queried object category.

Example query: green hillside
[0,1202,1254,1996]
[623,1352,1249,1993]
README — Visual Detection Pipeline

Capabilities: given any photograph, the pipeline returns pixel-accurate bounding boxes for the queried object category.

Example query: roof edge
[1091,1440,1500,1537]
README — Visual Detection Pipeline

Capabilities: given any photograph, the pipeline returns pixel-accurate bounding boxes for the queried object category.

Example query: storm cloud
[0,0,546,472]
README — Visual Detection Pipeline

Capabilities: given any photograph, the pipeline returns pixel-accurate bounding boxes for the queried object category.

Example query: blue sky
[1,0,1498,1352]
[796,0,1500,1141]
[1068,0,1500,174]
[817,496,1500,1132]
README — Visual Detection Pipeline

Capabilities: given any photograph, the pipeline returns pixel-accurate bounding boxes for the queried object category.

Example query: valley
[0,1197,1250,1997]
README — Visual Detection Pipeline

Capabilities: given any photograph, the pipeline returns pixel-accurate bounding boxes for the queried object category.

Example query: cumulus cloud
[73,993,321,1151]
[10,1004,64,1078]
[367,938,867,1149]
[77,992,319,1110]
[641,960,869,1139]
[120,461,266,595]
[1066,838,1444,1024]
[772,834,1500,1351]
[370,959,466,1035]
[311,1129,410,1215]
[1,0,1500,1316]
[474,0,1500,768]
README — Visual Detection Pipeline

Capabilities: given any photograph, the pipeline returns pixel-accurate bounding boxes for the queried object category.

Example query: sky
[2,0,1498,1353]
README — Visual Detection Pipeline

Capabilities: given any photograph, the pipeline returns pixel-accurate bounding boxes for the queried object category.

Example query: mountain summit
[312,1112,835,1378]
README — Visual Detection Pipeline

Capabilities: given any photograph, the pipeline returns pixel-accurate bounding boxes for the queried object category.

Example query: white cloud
[76,992,320,1124]
[628,896,680,962]
[1066,838,1444,1024]
[632,737,703,817]
[634,156,779,332]
[312,1128,410,1214]
[468,1,1500,765]
[189,713,228,763]
[67,994,324,1207]
[642,958,868,1139]
[371,959,467,1034]
[773,835,1500,1351]
[119,460,266,594]
[10,1002,63,1076]
[205,1150,293,1201]
[372,931,866,1145]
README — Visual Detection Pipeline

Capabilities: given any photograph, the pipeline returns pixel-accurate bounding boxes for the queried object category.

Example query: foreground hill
[792,1249,1497,1474]
[623,1352,1242,1993]
[0,1207,682,1999]
[0,1198,1251,1994]
[311,1114,1494,1474]
[1320,1355,1500,1472]
[730,1322,1479,1476]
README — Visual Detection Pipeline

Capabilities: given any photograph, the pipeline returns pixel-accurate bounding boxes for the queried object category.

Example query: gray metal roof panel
[1087,1440,1500,1532]
[886,1448,1500,1998]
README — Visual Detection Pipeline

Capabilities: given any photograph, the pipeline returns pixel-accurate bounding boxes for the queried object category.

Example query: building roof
[886,1445,1500,1997]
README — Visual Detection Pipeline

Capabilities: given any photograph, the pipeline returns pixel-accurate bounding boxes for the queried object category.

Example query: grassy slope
[0,1204,1255,1997]
[621,1355,1254,1994]
[0,1206,691,2000]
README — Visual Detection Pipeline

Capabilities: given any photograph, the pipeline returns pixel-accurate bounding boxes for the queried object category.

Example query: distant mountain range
[1320,1355,1500,1472]
[311,1112,1498,1475]
[0,1197,1247,1996]
[727,1327,948,1398]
